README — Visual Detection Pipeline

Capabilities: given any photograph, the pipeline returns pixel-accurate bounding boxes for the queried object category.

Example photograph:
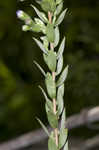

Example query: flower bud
[22,25,30,31]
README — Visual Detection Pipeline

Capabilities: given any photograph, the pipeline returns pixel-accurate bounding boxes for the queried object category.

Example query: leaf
[39,86,50,101]
[57,84,64,115]
[34,18,46,34]
[48,134,58,150]
[56,0,63,5]
[56,65,68,87]
[31,5,48,23]
[46,23,55,42]
[46,107,58,128]
[43,51,57,72]
[45,73,56,99]
[59,128,68,149]
[33,38,48,54]
[56,2,63,15]
[56,55,63,75]
[61,108,66,129]
[63,141,68,150]
[39,86,53,112]
[33,61,46,76]
[54,26,60,47]
[57,37,65,59]
[41,36,49,50]
[41,0,56,13]
[55,9,67,26]
[36,118,50,137]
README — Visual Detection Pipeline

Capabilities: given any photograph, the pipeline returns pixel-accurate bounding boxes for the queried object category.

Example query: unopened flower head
[16,10,24,19]
[22,25,30,31]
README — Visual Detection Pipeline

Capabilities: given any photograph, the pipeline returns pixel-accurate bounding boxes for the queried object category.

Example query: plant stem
[48,11,59,147]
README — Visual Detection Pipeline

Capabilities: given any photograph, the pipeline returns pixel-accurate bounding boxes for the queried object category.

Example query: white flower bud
[22,25,30,31]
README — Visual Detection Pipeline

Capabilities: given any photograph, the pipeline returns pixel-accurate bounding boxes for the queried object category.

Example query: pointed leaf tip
[57,65,69,87]
[33,60,46,76]
[36,118,50,137]
[33,37,48,54]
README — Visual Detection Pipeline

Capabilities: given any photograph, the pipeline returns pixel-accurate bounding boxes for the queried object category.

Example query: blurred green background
[0,0,99,142]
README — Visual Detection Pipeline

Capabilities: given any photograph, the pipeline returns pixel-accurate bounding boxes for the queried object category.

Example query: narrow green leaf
[56,2,63,15]
[56,55,63,75]
[34,18,46,34]
[39,86,53,112]
[61,108,66,129]
[36,118,50,137]
[41,36,49,50]
[55,9,67,26]
[63,141,68,150]
[56,65,68,87]
[45,73,56,99]
[39,86,50,101]
[59,128,68,149]
[57,84,64,115]
[46,23,55,43]
[54,26,60,47]
[31,5,48,23]
[43,51,57,72]
[56,0,63,5]
[46,108,58,128]
[33,61,46,76]
[48,134,58,150]
[33,38,48,54]
[41,0,56,13]
[57,37,65,60]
